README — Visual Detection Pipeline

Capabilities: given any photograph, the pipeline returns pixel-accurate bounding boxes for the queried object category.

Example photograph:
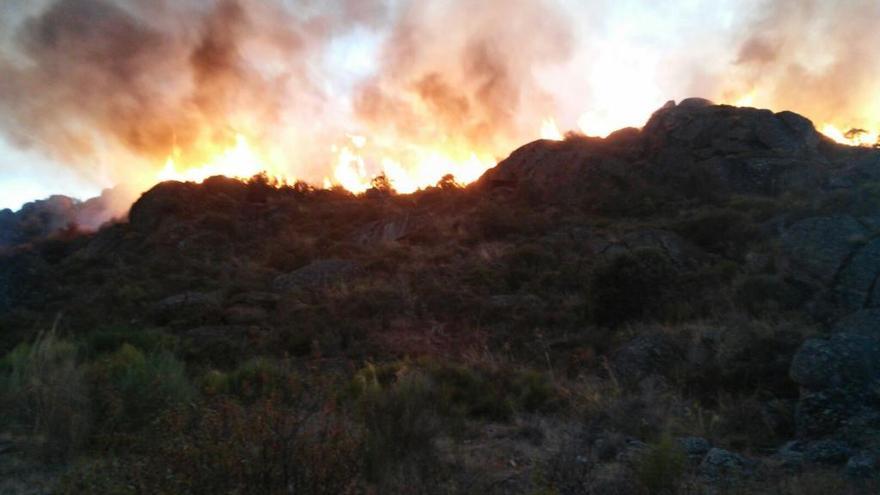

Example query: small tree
[369,173,395,195]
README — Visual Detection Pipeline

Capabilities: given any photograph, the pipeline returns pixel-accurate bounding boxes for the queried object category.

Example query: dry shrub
[133,397,362,494]
[0,330,90,460]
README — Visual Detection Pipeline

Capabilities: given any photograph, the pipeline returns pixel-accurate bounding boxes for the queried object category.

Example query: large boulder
[833,309,880,337]
[479,100,835,203]
[834,237,880,311]
[781,216,867,285]
[790,331,880,438]
[128,181,200,231]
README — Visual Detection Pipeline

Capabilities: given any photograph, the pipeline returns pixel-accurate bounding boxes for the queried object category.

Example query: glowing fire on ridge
[159,102,879,195]
[158,133,285,184]
[328,135,495,193]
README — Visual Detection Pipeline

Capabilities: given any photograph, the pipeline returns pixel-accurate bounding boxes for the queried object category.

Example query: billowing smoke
[0,0,571,216]
[0,0,879,228]
[353,0,573,157]
[720,0,880,127]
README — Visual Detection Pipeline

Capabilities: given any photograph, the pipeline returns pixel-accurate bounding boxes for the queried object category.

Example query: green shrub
[63,396,363,494]
[428,362,514,421]
[674,208,761,258]
[225,357,299,402]
[636,433,685,494]
[0,331,90,460]
[355,365,442,486]
[588,247,678,326]
[90,344,194,432]
[80,326,178,359]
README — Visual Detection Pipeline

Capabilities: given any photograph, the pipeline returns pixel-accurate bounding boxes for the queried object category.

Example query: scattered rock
[776,441,806,469]
[846,452,878,479]
[223,305,269,324]
[678,437,712,460]
[698,448,756,481]
[153,291,221,325]
[803,439,852,465]
[273,259,360,291]
[353,215,415,245]
[611,332,682,385]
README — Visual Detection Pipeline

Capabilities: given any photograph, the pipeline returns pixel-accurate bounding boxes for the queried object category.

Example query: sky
[0,0,877,211]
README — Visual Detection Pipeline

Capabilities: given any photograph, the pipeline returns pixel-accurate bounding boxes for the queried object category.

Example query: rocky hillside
[1,100,880,493]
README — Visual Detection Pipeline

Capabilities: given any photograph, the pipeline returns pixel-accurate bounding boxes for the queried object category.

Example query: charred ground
[2,99,880,493]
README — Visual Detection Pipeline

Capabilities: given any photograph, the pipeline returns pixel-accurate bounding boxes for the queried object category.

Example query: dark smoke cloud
[0,0,387,183]
[0,0,574,225]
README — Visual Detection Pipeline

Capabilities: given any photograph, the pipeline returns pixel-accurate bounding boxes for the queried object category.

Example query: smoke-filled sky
[1,0,878,211]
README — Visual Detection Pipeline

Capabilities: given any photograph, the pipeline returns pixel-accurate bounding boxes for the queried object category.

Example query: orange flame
[158,133,287,184]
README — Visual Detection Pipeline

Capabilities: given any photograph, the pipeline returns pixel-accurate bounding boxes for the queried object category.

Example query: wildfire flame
[540,118,564,141]
[820,124,880,148]
[327,135,495,193]
[160,99,879,194]
[158,133,286,184]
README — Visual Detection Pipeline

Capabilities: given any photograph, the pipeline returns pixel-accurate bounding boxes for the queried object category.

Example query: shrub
[673,208,761,259]
[0,331,90,460]
[355,365,442,486]
[80,326,178,359]
[90,344,194,432]
[588,247,678,326]
[225,357,299,402]
[636,433,685,494]
[735,274,808,315]
[62,396,364,494]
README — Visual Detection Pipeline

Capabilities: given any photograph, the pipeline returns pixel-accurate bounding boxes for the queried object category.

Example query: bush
[224,357,299,402]
[674,208,761,259]
[735,274,808,315]
[636,433,685,494]
[0,331,90,460]
[63,396,363,494]
[588,247,678,326]
[90,344,194,432]
[80,326,178,359]
[354,364,442,486]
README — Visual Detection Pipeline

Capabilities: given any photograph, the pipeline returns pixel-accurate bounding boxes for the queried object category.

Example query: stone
[846,452,878,479]
[781,216,866,285]
[153,291,221,325]
[611,332,682,385]
[353,215,416,245]
[803,439,852,465]
[223,305,269,324]
[833,309,880,337]
[698,448,756,480]
[790,331,880,437]
[678,437,711,459]
[776,441,806,469]
[835,238,880,311]
[273,259,360,291]
[790,333,880,391]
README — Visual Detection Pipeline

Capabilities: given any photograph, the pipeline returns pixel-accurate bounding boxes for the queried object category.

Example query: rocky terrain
[1,99,880,493]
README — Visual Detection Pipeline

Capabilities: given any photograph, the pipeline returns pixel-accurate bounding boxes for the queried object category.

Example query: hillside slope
[1,100,880,493]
